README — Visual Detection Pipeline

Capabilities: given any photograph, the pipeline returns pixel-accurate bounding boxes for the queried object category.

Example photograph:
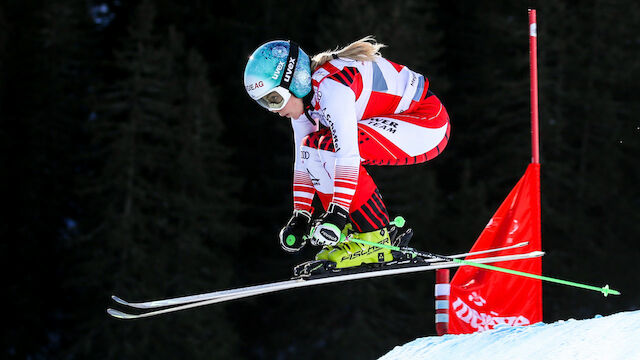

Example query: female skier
[243,36,450,271]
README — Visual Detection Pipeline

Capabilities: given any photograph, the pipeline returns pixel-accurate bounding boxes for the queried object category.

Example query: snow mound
[379,310,640,360]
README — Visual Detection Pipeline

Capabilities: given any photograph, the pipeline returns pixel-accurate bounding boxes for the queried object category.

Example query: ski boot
[314,223,355,261]
[293,227,392,278]
[293,216,415,278]
[324,227,394,268]
[293,224,355,278]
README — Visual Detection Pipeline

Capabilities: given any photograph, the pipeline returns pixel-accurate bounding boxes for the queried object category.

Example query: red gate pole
[435,269,450,335]
[529,9,540,164]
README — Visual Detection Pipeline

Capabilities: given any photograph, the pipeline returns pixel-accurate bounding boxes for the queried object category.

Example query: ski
[111,241,530,310]
[107,251,543,320]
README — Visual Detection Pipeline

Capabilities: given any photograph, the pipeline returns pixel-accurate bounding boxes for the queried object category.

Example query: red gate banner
[448,163,542,334]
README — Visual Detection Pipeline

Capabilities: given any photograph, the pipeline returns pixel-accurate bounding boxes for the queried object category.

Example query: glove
[310,203,350,246]
[279,210,312,253]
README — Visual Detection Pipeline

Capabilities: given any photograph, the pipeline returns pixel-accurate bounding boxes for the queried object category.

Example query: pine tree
[1,0,97,357]
[66,1,241,357]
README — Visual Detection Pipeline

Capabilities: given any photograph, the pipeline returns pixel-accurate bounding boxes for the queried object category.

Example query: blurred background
[1,0,639,359]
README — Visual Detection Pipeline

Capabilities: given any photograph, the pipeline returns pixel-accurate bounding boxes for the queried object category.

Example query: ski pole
[347,217,621,298]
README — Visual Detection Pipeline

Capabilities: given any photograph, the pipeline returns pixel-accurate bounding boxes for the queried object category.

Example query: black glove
[310,203,349,246]
[279,210,312,253]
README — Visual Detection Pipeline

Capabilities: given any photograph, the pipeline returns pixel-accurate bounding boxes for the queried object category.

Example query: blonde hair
[311,36,386,70]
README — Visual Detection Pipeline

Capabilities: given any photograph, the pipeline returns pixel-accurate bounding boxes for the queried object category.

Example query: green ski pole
[346,217,621,298]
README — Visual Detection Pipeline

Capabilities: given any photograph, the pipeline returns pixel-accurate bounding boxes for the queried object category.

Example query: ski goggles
[256,86,291,111]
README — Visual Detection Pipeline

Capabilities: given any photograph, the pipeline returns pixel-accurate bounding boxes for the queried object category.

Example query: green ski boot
[315,224,354,261]
[321,227,394,269]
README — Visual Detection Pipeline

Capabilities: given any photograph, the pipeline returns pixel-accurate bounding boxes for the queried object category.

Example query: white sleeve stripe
[335,167,359,176]
[333,195,354,203]
[334,179,358,186]
[294,191,315,199]
[334,187,356,196]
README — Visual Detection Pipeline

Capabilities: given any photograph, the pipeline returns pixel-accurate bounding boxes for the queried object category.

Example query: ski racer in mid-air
[243,36,451,274]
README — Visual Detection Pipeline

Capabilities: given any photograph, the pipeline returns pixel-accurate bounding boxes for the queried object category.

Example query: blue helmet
[244,40,312,101]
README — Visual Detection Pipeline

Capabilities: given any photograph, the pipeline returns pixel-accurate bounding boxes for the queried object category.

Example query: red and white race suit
[291,56,450,232]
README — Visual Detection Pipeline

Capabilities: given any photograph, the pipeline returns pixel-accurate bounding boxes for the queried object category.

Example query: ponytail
[311,36,386,70]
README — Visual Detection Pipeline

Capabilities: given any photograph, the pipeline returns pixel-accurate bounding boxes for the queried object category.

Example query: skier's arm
[291,115,318,213]
[309,80,360,246]
[318,79,360,212]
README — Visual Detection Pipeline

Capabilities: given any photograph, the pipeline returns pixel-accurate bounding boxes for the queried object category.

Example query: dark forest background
[1,0,639,359]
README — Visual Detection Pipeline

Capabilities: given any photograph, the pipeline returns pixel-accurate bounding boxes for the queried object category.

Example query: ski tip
[107,308,135,320]
[111,295,130,306]
[601,285,621,297]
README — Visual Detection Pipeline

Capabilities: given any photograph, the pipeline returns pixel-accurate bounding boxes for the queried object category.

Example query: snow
[379,310,640,360]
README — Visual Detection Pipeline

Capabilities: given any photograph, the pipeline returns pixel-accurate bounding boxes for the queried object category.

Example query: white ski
[107,250,543,320]
[111,241,529,310]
